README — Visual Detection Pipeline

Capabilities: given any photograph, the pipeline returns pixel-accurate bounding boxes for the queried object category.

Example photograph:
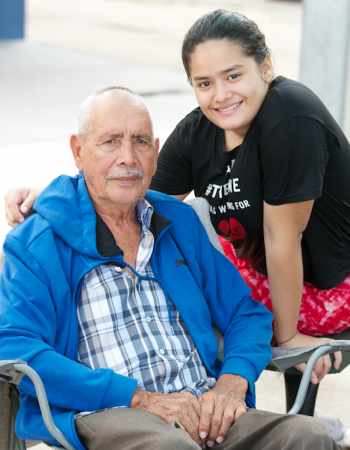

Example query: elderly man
[0,87,340,450]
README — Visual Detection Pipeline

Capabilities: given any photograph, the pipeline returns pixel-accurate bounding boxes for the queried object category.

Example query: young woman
[5,10,350,386]
[151,10,350,384]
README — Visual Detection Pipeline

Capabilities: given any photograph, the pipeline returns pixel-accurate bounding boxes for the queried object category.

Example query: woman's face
[189,39,272,139]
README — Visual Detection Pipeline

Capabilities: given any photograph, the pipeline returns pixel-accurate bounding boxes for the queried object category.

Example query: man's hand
[280,331,342,384]
[198,374,248,447]
[5,187,38,227]
[131,389,202,445]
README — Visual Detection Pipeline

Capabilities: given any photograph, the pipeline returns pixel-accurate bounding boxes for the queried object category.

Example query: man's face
[71,91,159,210]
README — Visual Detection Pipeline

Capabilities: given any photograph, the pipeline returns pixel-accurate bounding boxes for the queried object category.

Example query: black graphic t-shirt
[151,77,350,289]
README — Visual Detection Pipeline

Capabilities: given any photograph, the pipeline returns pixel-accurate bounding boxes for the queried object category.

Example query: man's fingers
[215,406,235,444]
[207,399,224,446]
[177,413,201,445]
[216,400,247,445]
[198,395,214,441]
[135,391,201,445]
[174,394,201,445]
[189,395,201,418]
[234,402,247,420]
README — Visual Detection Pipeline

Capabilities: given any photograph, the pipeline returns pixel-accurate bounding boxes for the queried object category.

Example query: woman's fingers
[283,332,343,384]
[333,350,342,371]
[4,188,38,227]
[20,190,37,214]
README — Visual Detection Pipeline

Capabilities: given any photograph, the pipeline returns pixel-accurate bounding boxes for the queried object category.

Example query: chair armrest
[0,359,74,450]
[270,342,350,415]
[271,340,350,371]
[0,360,26,385]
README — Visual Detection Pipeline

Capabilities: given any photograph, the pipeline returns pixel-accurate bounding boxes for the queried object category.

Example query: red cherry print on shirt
[229,217,247,240]
[218,219,231,237]
[218,218,247,241]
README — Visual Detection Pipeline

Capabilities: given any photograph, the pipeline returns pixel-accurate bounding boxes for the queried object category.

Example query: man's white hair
[76,86,144,136]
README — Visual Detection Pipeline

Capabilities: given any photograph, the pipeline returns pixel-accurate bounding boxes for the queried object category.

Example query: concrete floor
[1,0,349,448]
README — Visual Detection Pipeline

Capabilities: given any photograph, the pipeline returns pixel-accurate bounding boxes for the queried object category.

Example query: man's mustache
[106,167,144,180]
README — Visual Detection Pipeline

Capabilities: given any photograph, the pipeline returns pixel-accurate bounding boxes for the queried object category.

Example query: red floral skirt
[220,237,350,336]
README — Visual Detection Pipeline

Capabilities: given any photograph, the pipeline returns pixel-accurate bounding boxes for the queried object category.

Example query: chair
[1,341,350,450]
[0,361,71,450]
[0,360,70,450]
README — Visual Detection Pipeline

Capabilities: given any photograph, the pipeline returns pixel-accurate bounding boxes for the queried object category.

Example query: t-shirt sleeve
[261,117,329,205]
[150,122,194,195]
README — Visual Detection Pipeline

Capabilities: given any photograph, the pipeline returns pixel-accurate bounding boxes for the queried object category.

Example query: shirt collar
[136,198,154,232]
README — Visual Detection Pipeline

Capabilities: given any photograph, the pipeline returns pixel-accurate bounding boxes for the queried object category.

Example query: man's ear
[70,134,84,171]
[154,137,160,155]
[152,137,160,175]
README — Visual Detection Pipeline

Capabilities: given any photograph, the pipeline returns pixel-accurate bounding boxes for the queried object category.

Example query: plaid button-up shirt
[77,200,215,397]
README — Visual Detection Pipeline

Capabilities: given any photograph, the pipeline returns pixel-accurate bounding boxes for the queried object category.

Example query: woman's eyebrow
[192,65,244,81]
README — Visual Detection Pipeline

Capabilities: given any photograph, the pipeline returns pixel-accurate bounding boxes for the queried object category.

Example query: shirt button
[158,364,165,376]
[115,266,123,272]
[159,349,165,356]
[145,316,152,323]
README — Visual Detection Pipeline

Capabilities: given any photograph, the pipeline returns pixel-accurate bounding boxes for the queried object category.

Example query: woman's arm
[5,189,191,228]
[263,200,341,382]
[263,200,312,344]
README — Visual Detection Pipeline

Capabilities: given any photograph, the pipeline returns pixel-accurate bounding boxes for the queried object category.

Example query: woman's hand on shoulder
[280,331,342,384]
[4,187,38,227]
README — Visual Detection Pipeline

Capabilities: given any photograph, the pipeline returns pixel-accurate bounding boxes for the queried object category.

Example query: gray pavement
[1,0,302,239]
[0,0,349,448]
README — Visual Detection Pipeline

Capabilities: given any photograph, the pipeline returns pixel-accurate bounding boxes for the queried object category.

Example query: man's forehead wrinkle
[94,122,153,141]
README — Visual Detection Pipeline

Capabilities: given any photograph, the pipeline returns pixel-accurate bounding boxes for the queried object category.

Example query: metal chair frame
[1,341,350,450]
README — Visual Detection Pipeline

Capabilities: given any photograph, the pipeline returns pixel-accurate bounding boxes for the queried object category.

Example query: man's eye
[105,138,121,145]
[135,137,149,145]
[98,138,121,152]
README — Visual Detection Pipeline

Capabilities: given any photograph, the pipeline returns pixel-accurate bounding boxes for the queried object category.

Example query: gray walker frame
[1,341,350,450]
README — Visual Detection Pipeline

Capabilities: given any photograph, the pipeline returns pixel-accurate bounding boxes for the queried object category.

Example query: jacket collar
[96,203,171,257]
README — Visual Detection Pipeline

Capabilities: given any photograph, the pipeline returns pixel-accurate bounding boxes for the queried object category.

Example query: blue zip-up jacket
[0,174,272,449]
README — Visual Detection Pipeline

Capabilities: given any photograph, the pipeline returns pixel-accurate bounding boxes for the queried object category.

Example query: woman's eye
[197,81,211,89]
[228,73,240,81]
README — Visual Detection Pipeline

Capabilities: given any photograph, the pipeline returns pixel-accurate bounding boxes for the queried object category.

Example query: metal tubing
[13,364,74,450]
[287,344,333,415]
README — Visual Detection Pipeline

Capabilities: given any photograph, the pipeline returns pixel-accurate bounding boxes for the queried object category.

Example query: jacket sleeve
[0,234,138,413]
[192,211,273,402]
